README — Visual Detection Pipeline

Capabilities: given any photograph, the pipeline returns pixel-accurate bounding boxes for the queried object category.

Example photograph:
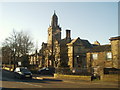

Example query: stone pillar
[109,36,120,69]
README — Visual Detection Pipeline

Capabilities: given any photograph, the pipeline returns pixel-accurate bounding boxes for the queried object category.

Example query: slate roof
[70,37,79,44]
[81,39,93,48]
[89,45,111,52]
[59,38,71,45]
[67,37,92,48]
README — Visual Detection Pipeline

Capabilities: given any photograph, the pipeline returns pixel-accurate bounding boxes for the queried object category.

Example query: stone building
[67,37,92,69]
[29,50,41,67]
[109,36,120,69]
[39,12,92,71]
[29,12,119,75]
[86,36,120,75]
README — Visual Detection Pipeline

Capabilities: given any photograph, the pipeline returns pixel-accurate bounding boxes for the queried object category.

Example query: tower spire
[51,10,58,27]
[54,10,56,14]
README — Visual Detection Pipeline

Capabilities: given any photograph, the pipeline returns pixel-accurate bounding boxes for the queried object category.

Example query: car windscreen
[20,68,30,72]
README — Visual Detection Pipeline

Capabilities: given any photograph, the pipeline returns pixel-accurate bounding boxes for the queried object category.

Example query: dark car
[38,67,55,75]
[14,67,32,79]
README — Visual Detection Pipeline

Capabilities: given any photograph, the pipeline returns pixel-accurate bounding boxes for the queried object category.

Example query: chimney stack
[66,29,71,39]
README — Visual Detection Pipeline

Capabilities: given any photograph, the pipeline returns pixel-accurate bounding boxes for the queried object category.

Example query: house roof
[59,38,71,45]
[89,45,111,52]
[81,39,93,48]
[70,37,80,44]
[67,37,92,48]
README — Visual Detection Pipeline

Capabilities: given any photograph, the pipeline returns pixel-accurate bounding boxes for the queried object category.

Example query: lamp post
[13,48,16,71]
[77,55,79,66]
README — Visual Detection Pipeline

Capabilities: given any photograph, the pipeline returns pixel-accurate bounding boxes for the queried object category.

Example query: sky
[0,1,118,51]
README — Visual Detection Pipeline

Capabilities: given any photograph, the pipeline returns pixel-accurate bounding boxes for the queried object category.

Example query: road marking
[22,82,43,87]
[63,81,75,83]
[17,82,43,88]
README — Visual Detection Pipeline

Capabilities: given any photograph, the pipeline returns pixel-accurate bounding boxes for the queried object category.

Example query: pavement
[2,68,119,87]
[32,74,119,86]
[2,69,119,89]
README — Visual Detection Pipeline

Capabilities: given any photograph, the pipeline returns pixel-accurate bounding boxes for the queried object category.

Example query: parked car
[14,67,32,79]
[38,67,55,75]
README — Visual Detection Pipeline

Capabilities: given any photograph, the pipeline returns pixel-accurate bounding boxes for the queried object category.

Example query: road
[0,69,119,90]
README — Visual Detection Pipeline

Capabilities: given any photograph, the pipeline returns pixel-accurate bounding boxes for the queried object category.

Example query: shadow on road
[18,78,63,84]
[2,69,63,84]
[42,78,62,82]
[2,77,63,84]
[2,88,22,90]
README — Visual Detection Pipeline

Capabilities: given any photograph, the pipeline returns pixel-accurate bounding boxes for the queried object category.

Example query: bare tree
[2,45,12,64]
[2,30,34,68]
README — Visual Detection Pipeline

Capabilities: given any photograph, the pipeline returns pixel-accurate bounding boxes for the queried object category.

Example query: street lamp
[76,55,80,68]
[77,55,79,63]
[13,48,16,71]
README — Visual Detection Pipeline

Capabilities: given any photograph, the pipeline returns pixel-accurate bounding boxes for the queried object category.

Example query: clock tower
[47,11,61,46]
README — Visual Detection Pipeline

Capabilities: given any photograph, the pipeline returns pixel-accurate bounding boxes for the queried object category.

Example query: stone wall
[86,51,113,75]
[111,40,120,69]
[68,45,73,68]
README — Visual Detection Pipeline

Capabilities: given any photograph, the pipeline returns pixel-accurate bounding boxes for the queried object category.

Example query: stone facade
[109,36,120,69]
[86,36,120,75]
[29,12,119,75]
[38,12,92,71]
[67,37,92,69]
[29,50,41,67]
[86,45,111,75]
